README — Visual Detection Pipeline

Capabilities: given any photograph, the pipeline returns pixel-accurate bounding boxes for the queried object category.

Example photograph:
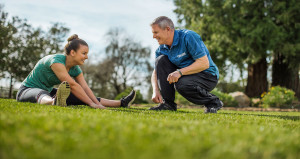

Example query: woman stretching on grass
[16,34,136,109]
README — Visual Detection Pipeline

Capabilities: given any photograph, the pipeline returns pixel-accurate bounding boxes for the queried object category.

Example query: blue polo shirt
[155,29,219,79]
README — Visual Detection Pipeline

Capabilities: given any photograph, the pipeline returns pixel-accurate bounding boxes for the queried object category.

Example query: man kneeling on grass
[149,16,223,113]
[16,34,136,109]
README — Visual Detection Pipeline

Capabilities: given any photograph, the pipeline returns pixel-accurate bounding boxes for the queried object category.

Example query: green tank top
[22,54,82,92]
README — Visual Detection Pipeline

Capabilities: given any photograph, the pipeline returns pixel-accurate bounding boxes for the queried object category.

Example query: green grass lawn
[1,98,299,159]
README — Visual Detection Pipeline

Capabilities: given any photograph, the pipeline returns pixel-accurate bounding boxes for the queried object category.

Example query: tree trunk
[112,78,121,96]
[272,53,300,99]
[245,58,268,98]
[9,75,13,98]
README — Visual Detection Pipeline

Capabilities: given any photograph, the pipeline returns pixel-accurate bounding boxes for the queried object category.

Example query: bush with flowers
[261,86,296,108]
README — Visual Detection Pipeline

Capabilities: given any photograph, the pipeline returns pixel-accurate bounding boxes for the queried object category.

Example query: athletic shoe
[55,81,71,107]
[149,103,177,111]
[120,90,136,108]
[205,101,223,114]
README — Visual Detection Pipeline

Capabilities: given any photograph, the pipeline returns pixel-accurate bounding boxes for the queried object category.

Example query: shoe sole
[149,104,177,111]
[127,91,136,108]
[205,101,223,114]
[149,108,176,111]
[56,81,70,107]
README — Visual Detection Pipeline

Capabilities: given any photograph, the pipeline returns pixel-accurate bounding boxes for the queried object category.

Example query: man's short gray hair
[151,16,175,30]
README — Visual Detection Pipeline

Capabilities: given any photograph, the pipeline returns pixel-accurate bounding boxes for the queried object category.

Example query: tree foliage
[173,0,300,98]
[0,5,69,98]
[270,0,300,98]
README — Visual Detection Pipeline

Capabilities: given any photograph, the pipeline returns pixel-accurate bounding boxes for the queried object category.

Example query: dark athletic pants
[156,55,221,108]
[16,85,100,105]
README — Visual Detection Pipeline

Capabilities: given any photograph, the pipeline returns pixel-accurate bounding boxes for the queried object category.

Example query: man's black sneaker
[120,90,136,108]
[149,103,177,111]
[204,107,210,114]
[205,101,223,114]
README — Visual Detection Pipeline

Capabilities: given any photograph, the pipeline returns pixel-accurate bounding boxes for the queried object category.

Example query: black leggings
[16,85,100,106]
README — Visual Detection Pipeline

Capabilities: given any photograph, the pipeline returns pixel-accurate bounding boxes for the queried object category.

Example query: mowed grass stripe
[1,99,299,159]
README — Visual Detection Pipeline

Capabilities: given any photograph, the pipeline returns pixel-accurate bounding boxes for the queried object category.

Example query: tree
[0,4,15,78]
[43,23,70,56]
[173,0,280,97]
[0,5,69,98]
[270,0,300,98]
[174,0,229,76]
[82,28,153,99]
[81,59,117,99]
[103,28,152,96]
[1,7,41,97]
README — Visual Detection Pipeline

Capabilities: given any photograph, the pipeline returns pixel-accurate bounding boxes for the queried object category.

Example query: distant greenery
[1,99,299,159]
[261,86,296,108]
[216,80,245,93]
[211,89,238,107]
[176,89,238,107]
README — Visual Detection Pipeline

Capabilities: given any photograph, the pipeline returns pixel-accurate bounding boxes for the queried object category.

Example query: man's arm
[167,55,209,84]
[180,55,209,75]
[151,69,163,103]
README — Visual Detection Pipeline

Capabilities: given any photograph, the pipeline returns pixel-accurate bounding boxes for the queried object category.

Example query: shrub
[115,88,148,104]
[211,89,238,107]
[261,86,295,108]
[216,81,245,93]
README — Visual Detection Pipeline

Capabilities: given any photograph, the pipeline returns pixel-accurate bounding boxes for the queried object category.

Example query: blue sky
[2,0,178,61]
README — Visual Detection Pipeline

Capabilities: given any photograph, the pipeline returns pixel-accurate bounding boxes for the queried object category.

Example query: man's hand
[90,103,106,109]
[151,90,163,103]
[167,70,182,84]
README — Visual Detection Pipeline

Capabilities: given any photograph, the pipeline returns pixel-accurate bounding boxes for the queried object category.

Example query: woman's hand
[90,103,106,109]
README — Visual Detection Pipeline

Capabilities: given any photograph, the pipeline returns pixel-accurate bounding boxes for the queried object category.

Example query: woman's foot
[54,81,71,107]
[120,90,136,108]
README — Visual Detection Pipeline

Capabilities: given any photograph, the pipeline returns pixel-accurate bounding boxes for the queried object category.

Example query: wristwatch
[177,69,183,76]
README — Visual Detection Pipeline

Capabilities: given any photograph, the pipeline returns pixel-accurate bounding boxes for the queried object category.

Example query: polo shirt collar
[163,30,179,49]
[172,30,179,47]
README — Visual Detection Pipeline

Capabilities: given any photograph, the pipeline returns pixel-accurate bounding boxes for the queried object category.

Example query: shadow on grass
[108,107,201,115]
[220,112,300,121]
[66,105,299,121]
[108,107,166,114]
[109,107,300,121]
[67,105,90,109]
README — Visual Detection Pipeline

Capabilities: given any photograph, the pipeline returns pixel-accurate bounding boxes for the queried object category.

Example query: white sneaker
[55,81,70,107]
